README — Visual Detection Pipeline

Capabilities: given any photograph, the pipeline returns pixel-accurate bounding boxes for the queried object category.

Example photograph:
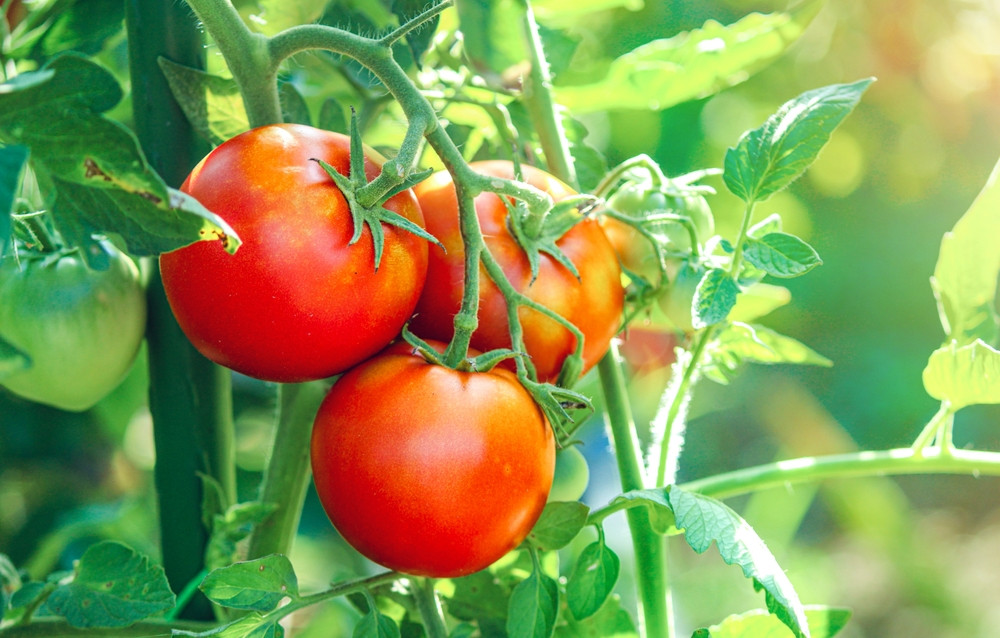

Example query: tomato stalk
[597,344,673,638]
[910,401,956,452]
[126,0,232,620]
[412,579,449,638]
[245,380,329,560]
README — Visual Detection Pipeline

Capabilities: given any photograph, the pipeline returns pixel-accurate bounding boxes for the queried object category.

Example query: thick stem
[126,0,232,620]
[598,346,672,638]
[246,381,329,560]
[412,579,449,638]
[182,0,282,127]
[520,0,575,188]
[728,200,756,277]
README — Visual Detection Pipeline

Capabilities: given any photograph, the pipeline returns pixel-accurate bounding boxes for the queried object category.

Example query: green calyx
[313,114,441,271]
[506,193,598,283]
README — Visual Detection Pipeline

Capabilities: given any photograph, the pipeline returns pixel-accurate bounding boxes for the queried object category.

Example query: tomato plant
[310,341,555,578]
[409,160,624,383]
[0,241,146,411]
[159,123,429,383]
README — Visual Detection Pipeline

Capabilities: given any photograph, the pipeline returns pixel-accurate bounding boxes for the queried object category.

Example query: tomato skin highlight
[410,161,624,384]
[0,243,146,411]
[159,124,429,383]
[310,341,555,578]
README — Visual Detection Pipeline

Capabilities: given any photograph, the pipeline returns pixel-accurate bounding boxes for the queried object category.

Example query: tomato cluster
[156,126,627,577]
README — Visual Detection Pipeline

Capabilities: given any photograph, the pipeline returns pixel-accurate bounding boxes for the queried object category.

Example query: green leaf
[693,606,852,638]
[35,0,124,59]
[705,322,832,384]
[173,613,282,638]
[354,605,401,638]
[554,5,821,113]
[391,0,441,66]
[922,339,1000,410]
[280,82,312,126]
[445,571,510,623]
[668,488,810,638]
[319,99,349,135]
[566,539,620,621]
[930,155,1000,345]
[607,488,677,535]
[554,594,638,638]
[724,78,873,203]
[742,233,821,278]
[729,283,791,323]
[694,268,739,329]
[200,555,298,612]
[0,335,31,381]
[506,569,559,638]
[454,0,527,79]
[45,541,175,628]
[205,500,279,571]
[0,144,29,255]
[158,58,250,146]
[52,180,240,260]
[526,501,590,551]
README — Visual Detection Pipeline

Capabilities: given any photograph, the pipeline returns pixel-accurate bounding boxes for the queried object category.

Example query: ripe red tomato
[409,161,624,384]
[310,341,555,578]
[159,124,428,383]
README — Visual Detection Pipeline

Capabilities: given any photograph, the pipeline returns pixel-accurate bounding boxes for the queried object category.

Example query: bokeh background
[2,1,1000,636]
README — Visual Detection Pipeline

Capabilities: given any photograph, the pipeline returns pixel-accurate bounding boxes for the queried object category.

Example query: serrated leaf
[554,594,638,638]
[506,569,559,638]
[46,541,175,629]
[526,502,589,551]
[566,540,620,621]
[922,339,1000,410]
[668,488,809,638]
[693,606,852,638]
[608,488,677,535]
[173,613,281,638]
[0,335,31,381]
[52,181,240,260]
[200,555,298,612]
[445,571,510,623]
[35,0,124,59]
[729,283,791,323]
[554,5,821,113]
[694,268,739,329]
[354,606,401,638]
[707,323,832,381]
[205,500,279,571]
[930,155,1000,345]
[724,79,873,203]
[742,233,821,278]
[158,58,250,147]
[391,0,441,66]
[0,144,28,255]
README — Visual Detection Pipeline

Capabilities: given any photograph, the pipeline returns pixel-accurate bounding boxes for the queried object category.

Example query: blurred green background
[2,0,1000,636]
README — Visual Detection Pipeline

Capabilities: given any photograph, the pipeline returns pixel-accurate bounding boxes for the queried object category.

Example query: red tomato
[409,161,624,384]
[159,124,428,382]
[310,341,555,578]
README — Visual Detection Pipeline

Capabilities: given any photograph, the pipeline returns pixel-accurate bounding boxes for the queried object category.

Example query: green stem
[126,0,231,620]
[246,380,329,560]
[682,447,1000,501]
[182,0,282,127]
[728,200,756,277]
[911,402,955,451]
[412,579,449,638]
[653,327,713,488]
[268,572,401,624]
[598,346,672,638]
[12,213,57,253]
[592,155,666,199]
[519,0,575,188]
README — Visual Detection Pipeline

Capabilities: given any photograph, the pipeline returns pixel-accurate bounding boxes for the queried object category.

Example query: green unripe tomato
[604,181,715,276]
[0,243,147,411]
[547,445,590,503]
[657,261,706,333]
